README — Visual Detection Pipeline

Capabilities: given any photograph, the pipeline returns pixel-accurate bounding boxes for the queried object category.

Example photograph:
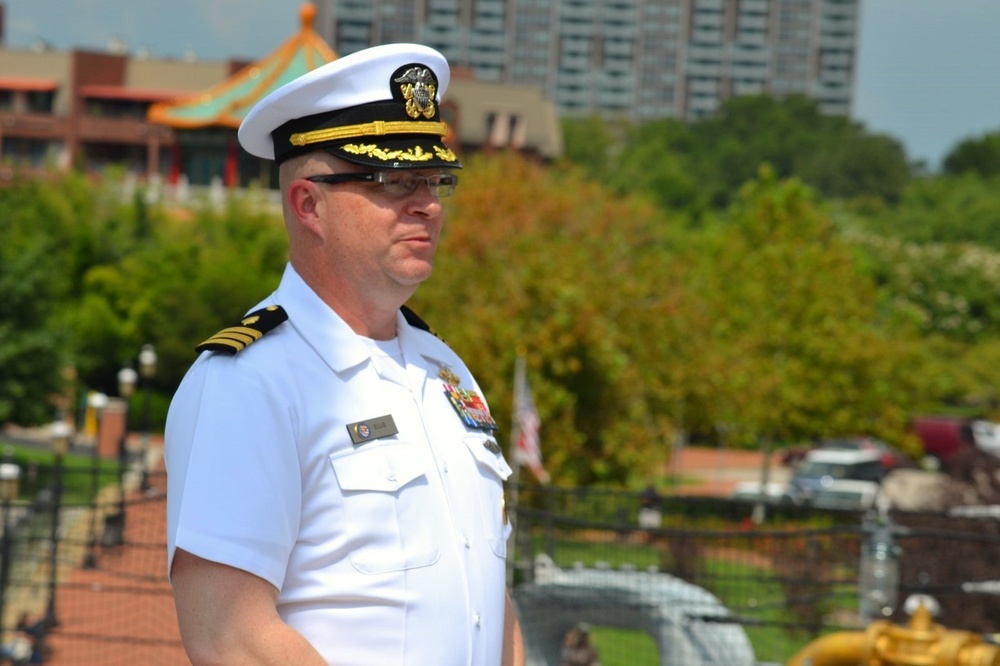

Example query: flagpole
[506,352,526,588]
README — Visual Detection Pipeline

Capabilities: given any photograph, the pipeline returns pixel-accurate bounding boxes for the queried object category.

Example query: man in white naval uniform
[165,43,525,665]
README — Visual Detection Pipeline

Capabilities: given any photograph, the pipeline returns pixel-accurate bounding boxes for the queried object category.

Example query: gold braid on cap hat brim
[289,120,449,147]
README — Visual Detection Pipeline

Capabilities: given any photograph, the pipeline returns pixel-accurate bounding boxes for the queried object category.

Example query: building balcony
[741,0,770,13]
[472,17,505,32]
[603,41,634,58]
[0,112,67,139]
[685,61,722,78]
[819,35,857,50]
[693,0,725,11]
[730,65,767,80]
[822,52,853,67]
[687,78,720,94]
[732,80,766,95]
[560,55,592,71]
[738,15,769,31]
[819,69,852,85]
[79,116,173,145]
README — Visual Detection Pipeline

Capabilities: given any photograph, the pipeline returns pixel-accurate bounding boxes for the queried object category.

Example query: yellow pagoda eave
[148,3,336,129]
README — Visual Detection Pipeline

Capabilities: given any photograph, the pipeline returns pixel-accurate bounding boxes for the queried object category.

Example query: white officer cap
[239,43,460,169]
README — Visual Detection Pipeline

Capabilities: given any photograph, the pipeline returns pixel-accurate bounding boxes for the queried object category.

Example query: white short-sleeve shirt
[166,264,512,665]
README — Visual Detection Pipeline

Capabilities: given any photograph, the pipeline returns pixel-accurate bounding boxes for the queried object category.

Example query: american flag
[514,365,549,484]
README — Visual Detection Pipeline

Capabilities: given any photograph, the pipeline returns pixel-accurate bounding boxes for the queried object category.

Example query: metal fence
[508,485,1000,666]
[0,463,996,665]
[0,463,183,665]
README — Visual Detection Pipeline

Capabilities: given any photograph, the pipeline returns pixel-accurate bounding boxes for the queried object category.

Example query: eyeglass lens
[381,173,458,197]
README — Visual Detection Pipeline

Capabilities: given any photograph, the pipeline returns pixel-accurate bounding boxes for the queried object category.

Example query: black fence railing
[0,463,996,666]
[509,485,1000,666]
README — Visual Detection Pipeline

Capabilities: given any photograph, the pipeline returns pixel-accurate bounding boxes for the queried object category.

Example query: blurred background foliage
[4,94,1000,487]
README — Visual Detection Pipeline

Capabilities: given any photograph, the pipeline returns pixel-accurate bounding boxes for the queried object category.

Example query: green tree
[414,152,679,485]
[943,130,1000,178]
[63,189,288,393]
[673,169,934,449]
[0,175,88,424]
[856,174,1000,251]
[562,95,913,212]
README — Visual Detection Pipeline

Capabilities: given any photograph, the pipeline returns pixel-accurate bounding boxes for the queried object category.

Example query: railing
[0,468,996,665]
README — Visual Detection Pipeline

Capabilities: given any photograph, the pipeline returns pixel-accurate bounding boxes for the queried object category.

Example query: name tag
[346,415,399,445]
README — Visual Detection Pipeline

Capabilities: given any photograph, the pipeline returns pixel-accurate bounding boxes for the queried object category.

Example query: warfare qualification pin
[438,365,462,385]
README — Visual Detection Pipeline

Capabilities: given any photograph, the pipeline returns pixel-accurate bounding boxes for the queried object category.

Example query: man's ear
[287,179,326,237]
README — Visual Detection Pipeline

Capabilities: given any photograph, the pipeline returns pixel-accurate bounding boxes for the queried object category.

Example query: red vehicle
[912,416,976,468]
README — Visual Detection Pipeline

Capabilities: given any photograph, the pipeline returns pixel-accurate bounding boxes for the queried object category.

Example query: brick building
[0,3,561,188]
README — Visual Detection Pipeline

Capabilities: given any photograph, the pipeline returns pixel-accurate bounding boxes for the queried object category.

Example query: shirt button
[387,472,396,482]
[473,613,482,628]
[463,536,471,548]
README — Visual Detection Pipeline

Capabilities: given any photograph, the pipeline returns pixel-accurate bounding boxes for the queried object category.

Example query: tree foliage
[673,170,932,451]
[853,174,1000,252]
[414,153,681,485]
[416,157,943,481]
[0,175,287,424]
[943,130,1000,178]
[3,137,1000,485]
[563,94,912,211]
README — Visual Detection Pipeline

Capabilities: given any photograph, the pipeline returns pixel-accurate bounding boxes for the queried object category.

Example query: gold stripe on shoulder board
[196,305,288,355]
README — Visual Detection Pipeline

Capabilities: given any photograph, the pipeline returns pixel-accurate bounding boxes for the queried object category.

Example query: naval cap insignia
[394,66,437,120]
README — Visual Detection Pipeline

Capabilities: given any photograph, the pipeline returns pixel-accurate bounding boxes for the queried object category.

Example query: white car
[730,481,801,506]
[971,420,1000,457]
[790,448,886,504]
[809,479,882,511]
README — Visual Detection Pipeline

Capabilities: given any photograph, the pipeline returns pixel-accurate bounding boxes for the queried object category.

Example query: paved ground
[669,445,790,496]
[0,429,187,666]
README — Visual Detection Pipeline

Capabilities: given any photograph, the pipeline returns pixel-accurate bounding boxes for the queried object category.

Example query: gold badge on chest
[438,366,461,385]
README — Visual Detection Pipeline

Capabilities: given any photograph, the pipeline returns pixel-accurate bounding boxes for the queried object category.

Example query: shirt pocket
[463,435,513,558]
[329,442,440,574]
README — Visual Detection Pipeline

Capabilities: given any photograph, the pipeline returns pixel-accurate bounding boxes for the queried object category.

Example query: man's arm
[502,590,526,666]
[171,548,327,666]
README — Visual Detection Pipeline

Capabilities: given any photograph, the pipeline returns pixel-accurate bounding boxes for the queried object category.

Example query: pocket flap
[463,435,512,480]
[330,443,426,492]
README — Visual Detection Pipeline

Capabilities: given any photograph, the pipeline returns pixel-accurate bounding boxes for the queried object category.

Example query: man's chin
[392,263,434,288]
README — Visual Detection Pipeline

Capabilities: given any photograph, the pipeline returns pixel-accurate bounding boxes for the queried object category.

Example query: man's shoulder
[400,305,443,341]
[195,305,289,356]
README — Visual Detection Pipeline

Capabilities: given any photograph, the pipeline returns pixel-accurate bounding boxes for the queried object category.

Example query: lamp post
[44,421,72,629]
[0,459,21,648]
[138,344,157,492]
[859,498,902,624]
[103,366,138,548]
[83,392,108,569]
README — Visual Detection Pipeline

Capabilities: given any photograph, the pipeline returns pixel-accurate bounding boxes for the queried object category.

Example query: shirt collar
[273,263,451,379]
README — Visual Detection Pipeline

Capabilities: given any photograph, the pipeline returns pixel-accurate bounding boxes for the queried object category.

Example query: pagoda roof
[148,3,335,129]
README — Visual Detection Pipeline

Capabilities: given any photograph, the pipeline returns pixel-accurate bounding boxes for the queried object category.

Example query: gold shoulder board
[195,305,288,355]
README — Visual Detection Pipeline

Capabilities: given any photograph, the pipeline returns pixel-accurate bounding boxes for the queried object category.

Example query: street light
[0,459,21,648]
[44,421,72,628]
[858,499,901,624]
[138,344,157,491]
[83,392,108,569]
[102,366,138,548]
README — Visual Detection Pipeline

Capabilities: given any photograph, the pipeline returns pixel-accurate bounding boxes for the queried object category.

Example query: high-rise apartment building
[316,0,859,123]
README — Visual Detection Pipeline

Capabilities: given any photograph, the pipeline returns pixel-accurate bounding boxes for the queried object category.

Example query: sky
[3,0,1000,172]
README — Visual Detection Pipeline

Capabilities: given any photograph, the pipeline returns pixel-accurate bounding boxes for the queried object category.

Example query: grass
[0,441,123,504]
[529,533,843,664]
[591,626,660,666]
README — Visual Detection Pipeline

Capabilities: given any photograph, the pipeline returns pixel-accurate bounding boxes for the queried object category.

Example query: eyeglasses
[306,171,459,198]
